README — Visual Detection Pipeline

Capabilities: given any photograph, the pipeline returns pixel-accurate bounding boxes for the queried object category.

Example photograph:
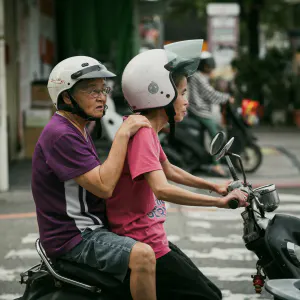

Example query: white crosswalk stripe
[0,193,299,299]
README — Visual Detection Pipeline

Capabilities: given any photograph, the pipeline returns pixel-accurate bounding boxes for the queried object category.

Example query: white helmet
[48,56,116,109]
[122,40,203,112]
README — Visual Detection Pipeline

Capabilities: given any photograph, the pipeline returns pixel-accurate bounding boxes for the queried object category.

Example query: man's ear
[62,91,72,105]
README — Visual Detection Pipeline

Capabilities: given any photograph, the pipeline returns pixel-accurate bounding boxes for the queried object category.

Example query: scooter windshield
[164,39,203,77]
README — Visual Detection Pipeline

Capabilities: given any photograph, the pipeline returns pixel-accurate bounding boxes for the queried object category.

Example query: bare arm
[74,115,151,199]
[74,131,130,199]
[162,159,218,192]
[144,169,248,208]
[145,169,220,207]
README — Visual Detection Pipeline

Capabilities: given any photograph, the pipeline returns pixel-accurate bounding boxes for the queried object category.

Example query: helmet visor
[71,64,116,80]
[164,39,203,77]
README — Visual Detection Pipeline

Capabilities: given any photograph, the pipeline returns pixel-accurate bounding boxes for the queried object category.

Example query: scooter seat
[53,259,122,289]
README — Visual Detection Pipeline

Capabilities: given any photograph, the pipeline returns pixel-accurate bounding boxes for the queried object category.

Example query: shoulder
[131,127,156,141]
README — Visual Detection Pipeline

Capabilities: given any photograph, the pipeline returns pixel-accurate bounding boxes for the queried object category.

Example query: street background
[0,129,299,299]
[1,0,300,299]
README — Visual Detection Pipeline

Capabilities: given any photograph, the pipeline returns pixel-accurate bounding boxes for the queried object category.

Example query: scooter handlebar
[228,199,239,209]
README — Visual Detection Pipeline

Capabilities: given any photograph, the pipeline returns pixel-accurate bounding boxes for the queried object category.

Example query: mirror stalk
[225,156,239,181]
[228,152,247,186]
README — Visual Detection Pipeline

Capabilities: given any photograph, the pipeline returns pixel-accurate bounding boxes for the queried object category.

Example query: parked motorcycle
[210,131,300,300]
[159,102,262,175]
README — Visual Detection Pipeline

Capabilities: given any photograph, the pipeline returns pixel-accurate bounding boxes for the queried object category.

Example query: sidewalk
[0,130,299,202]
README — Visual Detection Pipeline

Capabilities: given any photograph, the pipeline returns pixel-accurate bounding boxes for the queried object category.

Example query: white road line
[184,210,300,221]
[222,290,269,300]
[277,204,300,212]
[278,194,299,202]
[0,266,29,282]
[167,235,181,242]
[21,233,39,244]
[0,295,22,300]
[186,221,212,228]
[199,266,256,281]
[189,234,243,244]
[183,248,256,261]
[5,249,39,260]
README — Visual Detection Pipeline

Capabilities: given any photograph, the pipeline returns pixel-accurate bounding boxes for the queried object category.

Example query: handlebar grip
[228,199,239,209]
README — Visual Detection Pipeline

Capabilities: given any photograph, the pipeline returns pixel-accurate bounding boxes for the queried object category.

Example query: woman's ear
[61,91,72,105]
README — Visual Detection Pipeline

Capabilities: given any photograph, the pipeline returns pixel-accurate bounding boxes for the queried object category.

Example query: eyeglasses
[80,87,111,98]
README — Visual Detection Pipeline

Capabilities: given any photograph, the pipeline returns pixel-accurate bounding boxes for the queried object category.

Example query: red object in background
[241,99,261,126]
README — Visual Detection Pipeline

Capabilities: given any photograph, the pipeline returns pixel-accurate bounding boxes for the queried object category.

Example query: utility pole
[0,0,9,192]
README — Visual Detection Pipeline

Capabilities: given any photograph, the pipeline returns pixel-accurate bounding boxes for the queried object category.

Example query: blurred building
[0,0,164,190]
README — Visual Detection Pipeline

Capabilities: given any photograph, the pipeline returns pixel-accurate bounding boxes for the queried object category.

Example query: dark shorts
[155,242,222,300]
[119,241,223,300]
[59,227,137,282]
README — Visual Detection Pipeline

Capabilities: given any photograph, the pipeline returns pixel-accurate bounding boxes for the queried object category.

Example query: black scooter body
[245,213,300,280]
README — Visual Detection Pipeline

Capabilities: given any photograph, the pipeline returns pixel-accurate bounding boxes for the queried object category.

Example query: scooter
[210,131,300,300]
[14,132,300,300]
[14,239,129,300]
[159,102,263,175]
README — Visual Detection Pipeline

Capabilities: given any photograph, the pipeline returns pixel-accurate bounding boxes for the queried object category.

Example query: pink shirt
[106,127,170,259]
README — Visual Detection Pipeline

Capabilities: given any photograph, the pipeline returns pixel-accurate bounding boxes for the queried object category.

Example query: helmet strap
[59,91,107,139]
[164,104,176,144]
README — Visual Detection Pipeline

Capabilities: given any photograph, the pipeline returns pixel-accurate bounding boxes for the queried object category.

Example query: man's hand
[213,181,231,196]
[118,115,152,138]
[229,96,235,104]
[217,189,249,209]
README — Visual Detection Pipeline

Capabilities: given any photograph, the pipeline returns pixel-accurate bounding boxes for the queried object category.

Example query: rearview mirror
[215,137,235,161]
[210,132,226,156]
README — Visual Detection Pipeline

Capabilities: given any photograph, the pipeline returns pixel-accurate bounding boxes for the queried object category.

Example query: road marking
[279,193,300,202]
[222,290,269,300]
[5,249,39,260]
[277,204,300,212]
[186,221,212,228]
[0,294,22,300]
[0,212,36,220]
[0,266,28,282]
[199,266,256,281]
[183,248,256,261]
[167,235,181,242]
[21,233,39,244]
[183,209,300,221]
[189,234,243,244]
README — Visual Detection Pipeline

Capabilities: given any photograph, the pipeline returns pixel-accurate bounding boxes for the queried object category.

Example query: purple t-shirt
[31,113,105,258]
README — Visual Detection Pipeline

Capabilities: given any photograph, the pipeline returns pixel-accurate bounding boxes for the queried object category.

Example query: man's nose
[96,93,106,101]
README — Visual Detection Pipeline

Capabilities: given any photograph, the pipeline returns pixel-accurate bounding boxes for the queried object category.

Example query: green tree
[167,0,291,58]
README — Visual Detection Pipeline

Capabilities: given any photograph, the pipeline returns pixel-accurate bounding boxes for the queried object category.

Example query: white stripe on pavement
[186,221,212,228]
[5,249,39,260]
[278,193,299,202]
[184,210,300,221]
[0,267,28,282]
[21,233,39,244]
[277,204,300,212]
[183,248,256,261]
[222,290,269,300]
[189,234,243,244]
[0,295,22,300]
[199,266,256,281]
[167,235,181,242]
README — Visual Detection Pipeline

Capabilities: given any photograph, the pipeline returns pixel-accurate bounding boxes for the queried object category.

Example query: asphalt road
[0,187,299,300]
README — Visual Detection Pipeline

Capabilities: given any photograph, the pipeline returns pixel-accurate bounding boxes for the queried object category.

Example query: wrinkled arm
[75,131,129,198]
